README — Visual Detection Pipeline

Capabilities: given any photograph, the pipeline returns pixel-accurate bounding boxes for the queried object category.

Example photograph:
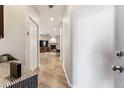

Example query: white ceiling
[36,5,66,37]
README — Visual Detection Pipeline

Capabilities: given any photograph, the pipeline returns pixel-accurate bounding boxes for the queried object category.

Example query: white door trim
[28,16,39,70]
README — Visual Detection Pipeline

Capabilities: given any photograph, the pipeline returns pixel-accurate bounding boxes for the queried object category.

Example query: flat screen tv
[40,40,48,47]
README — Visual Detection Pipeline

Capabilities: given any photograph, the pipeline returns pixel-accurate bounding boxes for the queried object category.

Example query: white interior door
[28,17,38,71]
[113,6,124,88]
[69,6,115,88]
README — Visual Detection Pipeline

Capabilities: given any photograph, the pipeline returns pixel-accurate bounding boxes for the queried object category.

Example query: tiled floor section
[38,52,69,88]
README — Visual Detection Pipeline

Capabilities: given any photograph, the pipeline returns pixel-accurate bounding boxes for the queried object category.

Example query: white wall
[62,6,115,88]
[40,35,50,41]
[61,6,71,84]
[0,5,40,71]
[0,6,26,64]
[56,36,60,49]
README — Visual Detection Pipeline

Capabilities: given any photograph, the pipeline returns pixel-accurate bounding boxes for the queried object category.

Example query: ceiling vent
[49,5,54,8]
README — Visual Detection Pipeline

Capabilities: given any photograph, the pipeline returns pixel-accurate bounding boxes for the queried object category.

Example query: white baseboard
[62,64,73,88]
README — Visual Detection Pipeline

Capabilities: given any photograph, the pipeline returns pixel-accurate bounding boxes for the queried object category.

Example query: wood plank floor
[38,52,69,88]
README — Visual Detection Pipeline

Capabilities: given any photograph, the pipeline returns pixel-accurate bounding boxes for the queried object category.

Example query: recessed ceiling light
[50,17,54,21]
[54,28,57,31]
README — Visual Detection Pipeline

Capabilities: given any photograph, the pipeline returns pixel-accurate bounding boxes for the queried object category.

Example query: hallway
[38,52,69,88]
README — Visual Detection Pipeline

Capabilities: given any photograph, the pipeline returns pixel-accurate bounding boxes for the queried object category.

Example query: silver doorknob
[115,50,123,57]
[112,65,122,73]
